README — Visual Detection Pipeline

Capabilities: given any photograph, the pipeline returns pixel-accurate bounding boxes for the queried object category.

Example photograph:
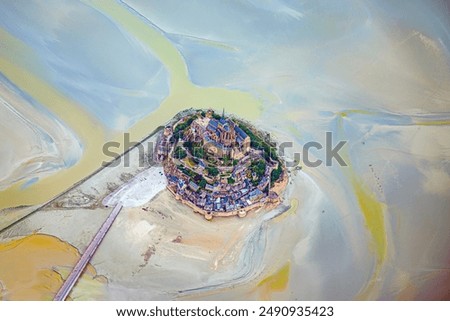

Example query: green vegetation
[177,164,196,178]
[183,141,193,149]
[251,159,266,177]
[193,145,204,159]
[183,141,204,159]
[173,131,184,140]
[205,156,217,165]
[236,120,279,162]
[270,161,283,184]
[248,159,266,186]
[237,122,259,145]
[175,116,195,133]
[227,177,235,184]
[207,166,219,177]
[223,155,232,166]
[263,145,278,162]
[173,146,187,159]
[199,178,207,189]
[173,116,196,140]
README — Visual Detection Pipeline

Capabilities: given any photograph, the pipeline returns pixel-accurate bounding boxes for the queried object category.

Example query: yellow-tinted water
[0,27,107,209]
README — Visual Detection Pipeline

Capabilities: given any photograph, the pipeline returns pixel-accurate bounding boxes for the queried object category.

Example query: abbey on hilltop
[156,108,286,220]
[189,109,250,160]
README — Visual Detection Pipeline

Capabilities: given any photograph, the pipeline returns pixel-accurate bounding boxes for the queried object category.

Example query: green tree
[270,162,283,183]
[193,146,204,158]
[174,116,195,136]
[251,159,266,177]
[173,146,187,159]
[183,141,193,149]
[223,155,232,166]
[207,166,219,177]
[199,179,207,189]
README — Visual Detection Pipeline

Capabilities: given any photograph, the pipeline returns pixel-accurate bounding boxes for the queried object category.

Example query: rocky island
[156,109,287,220]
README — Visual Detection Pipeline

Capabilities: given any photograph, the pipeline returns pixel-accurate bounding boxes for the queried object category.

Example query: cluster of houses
[165,171,270,215]
[156,125,173,162]
[156,109,281,219]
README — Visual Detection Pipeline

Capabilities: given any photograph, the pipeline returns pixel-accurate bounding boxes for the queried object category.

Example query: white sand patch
[102,166,167,207]
[130,220,156,239]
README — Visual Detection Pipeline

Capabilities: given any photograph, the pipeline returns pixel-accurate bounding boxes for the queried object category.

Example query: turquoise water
[0,0,170,130]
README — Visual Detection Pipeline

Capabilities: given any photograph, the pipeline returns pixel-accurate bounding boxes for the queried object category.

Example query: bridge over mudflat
[54,203,123,301]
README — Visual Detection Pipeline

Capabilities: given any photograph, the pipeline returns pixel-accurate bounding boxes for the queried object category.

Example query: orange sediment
[0,234,107,300]
[257,262,290,300]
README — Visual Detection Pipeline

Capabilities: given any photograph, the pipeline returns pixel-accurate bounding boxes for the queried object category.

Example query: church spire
[222,108,225,119]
